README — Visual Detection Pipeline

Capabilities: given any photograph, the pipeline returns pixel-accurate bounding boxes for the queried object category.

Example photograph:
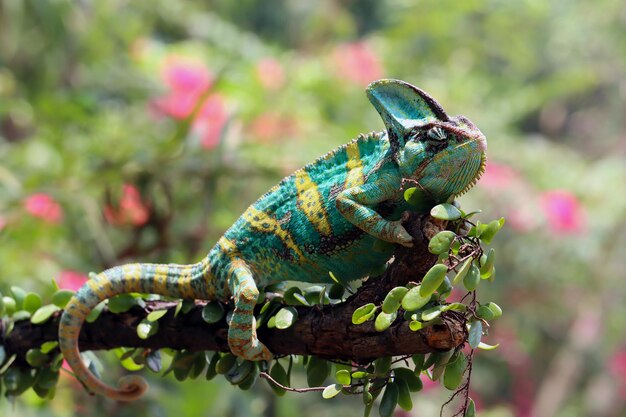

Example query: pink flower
[0,215,6,230]
[154,57,213,119]
[255,58,286,91]
[539,189,585,234]
[57,270,88,291]
[23,193,63,224]
[610,349,626,399]
[152,56,228,149]
[332,41,384,86]
[104,184,150,227]
[479,162,520,190]
[193,95,229,150]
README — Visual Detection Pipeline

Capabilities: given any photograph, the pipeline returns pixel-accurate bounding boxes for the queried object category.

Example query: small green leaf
[444,302,467,312]
[307,356,330,387]
[409,320,423,331]
[477,305,495,320]
[10,286,27,310]
[269,361,289,396]
[13,310,31,321]
[412,354,425,371]
[394,368,423,392]
[379,382,399,417]
[116,348,144,371]
[86,302,105,323]
[466,399,476,417]
[468,321,483,349]
[335,369,351,385]
[430,203,462,220]
[374,357,392,376]
[421,306,443,321]
[443,352,467,390]
[108,294,137,313]
[137,319,158,339]
[229,360,255,385]
[352,303,377,324]
[430,350,454,381]
[480,248,495,278]
[23,292,42,314]
[3,296,16,316]
[478,342,500,350]
[437,276,453,298]
[40,341,58,354]
[452,259,472,286]
[30,304,60,324]
[34,367,60,391]
[374,311,397,332]
[480,219,502,244]
[237,362,259,390]
[146,351,162,373]
[382,286,409,314]
[26,349,49,367]
[351,371,369,379]
[428,231,456,255]
[216,353,237,375]
[51,290,74,308]
[147,309,168,322]
[322,383,343,399]
[487,302,503,318]
[201,302,225,324]
[419,264,448,297]
[463,264,481,291]
[284,287,307,306]
[401,285,431,312]
[275,306,298,329]
[396,378,413,411]
[403,187,420,206]
[205,352,219,380]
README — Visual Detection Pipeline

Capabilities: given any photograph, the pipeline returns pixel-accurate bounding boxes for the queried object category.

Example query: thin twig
[259,372,328,393]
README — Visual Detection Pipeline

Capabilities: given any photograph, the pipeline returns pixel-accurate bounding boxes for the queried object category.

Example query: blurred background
[1,1,625,416]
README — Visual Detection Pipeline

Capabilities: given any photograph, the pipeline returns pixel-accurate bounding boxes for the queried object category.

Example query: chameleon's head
[367,79,487,203]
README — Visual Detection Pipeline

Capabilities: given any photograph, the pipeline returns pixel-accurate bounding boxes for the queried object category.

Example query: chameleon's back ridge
[58,79,487,400]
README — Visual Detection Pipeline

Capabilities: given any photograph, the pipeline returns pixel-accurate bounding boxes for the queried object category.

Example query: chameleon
[58,79,487,401]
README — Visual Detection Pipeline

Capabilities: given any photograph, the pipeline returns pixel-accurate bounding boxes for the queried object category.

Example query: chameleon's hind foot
[229,338,273,361]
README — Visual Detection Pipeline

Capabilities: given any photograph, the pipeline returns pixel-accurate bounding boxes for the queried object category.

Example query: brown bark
[1,213,467,365]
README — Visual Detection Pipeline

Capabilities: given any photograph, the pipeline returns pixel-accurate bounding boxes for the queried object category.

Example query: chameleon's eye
[427,127,447,142]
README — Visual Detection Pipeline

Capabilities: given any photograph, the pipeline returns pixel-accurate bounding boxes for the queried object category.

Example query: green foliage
[349,207,504,416]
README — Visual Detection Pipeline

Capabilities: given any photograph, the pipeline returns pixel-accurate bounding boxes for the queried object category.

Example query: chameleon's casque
[58,79,487,400]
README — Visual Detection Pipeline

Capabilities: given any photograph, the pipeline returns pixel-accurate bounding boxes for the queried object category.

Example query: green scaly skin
[59,79,487,400]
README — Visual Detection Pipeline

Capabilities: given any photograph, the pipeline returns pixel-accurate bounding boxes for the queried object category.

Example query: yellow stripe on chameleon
[178,265,195,299]
[154,264,169,294]
[345,141,365,189]
[218,236,238,257]
[242,206,308,261]
[87,279,112,300]
[123,264,142,293]
[294,169,332,236]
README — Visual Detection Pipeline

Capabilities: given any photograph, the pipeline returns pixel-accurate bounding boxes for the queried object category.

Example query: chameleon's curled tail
[58,260,210,401]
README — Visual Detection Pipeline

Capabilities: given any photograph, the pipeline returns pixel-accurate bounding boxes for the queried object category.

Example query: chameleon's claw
[384,220,413,247]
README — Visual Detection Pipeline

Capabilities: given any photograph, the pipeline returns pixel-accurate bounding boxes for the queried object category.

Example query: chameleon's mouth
[455,152,487,197]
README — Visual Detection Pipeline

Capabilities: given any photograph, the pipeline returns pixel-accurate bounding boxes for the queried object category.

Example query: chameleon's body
[59,80,487,401]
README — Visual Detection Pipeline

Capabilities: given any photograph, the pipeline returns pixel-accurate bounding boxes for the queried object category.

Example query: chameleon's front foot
[382,219,414,247]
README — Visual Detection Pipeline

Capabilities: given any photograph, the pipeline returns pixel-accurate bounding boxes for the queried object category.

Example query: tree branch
[1,213,467,366]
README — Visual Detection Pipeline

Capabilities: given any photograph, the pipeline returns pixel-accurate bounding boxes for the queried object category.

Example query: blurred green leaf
[322,383,343,399]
